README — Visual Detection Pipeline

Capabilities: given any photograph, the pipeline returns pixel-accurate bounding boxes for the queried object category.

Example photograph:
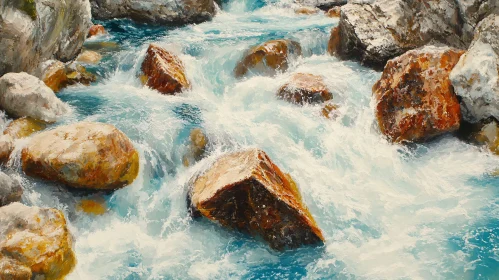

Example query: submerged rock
[277,73,332,105]
[373,46,464,142]
[76,50,103,64]
[0,172,23,207]
[0,203,76,279]
[322,102,339,119]
[333,0,465,67]
[295,6,320,15]
[65,63,98,87]
[183,128,209,167]
[295,0,347,10]
[90,0,217,24]
[475,120,499,155]
[188,148,324,250]
[0,135,14,164]
[88,24,107,38]
[141,44,191,95]
[0,0,92,76]
[326,6,341,17]
[0,73,69,123]
[40,61,97,93]
[234,40,302,78]
[450,15,499,122]
[4,117,47,139]
[22,122,139,190]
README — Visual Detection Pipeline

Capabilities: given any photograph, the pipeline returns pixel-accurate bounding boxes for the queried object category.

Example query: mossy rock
[19,0,37,20]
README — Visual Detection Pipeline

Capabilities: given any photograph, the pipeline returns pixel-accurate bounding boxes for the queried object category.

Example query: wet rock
[65,63,98,87]
[0,172,23,207]
[474,119,499,155]
[40,60,68,93]
[90,0,217,24]
[88,24,107,38]
[277,73,332,105]
[328,26,341,56]
[0,0,92,76]
[4,117,47,139]
[295,6,320,15]
[326,7,341,17]
[0,203,76,279]
[234,40,302,78]
[83,41,121,53]
[322,102,339,119]
[188,148,324,250]
[183,128,209,167]
[22,122,140,190]
[0,135,14,164]
[295,0,347,10]
[373,46,464,142]
[450,14,499,122]
[76,50,103,64]
[77,197,107,215]
[334,0,465,67]
[0,73,69,123]
[141,44,191,95]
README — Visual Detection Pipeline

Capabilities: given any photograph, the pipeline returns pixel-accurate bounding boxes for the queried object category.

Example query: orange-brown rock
[88,24,107,38]
[0,135,14,164]
[21,122,139,190]
[0,203,76,279]
[326,7,341,17]
[4,117,47,139]
[234,40,302,78]
[141,44,191,95]
[328,26,341,56]
[278,73,332,105]
[77,197,107,215]
[373,46,464,142]
[183,128,209,167]
[41,60,68,93]
[295,6,319,15]
[322,102,339,119]
[76,50,102,64]
[41,61,96,92]
[188,148,324,250]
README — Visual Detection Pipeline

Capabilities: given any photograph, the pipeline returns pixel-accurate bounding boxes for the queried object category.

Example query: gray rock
[450,14,499,122]
[90,0,216,24]
[295,0,347,9]
[0,172,22,207]
[457,0,499,42]
[0,0,92,76]
[0,73,69,123]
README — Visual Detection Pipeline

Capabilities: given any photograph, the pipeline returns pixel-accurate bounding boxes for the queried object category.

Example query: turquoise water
[12,1,499,279]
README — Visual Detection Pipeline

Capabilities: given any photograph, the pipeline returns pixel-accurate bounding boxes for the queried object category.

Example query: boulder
[0,254,32,279]
[0,0,92,76]
[450,14,499,122]
[90,0,217,24]
[88,24,107,38]
[0,203,76,279]
[457,0,499,42]
[65,63,97,87]
[40,60,68,93]
[141,44,191,95]
[326,6,341,17]
[475,120,499,155]
[21,122,139,190]
[277,73,332,105]
[295,0,347,10]
[322,102,339,119]
[234,40,302,78]
[0,73,69,123]
[183,128,209,167]
[4,117,47,139]
[328,26,341,55]
[0,172,22,207]
[333,0,466,67]
[295,7,320,15]
[188,148,324,250]
[0,135,14,164]
[77,50,103,64]
[373,46,464,142]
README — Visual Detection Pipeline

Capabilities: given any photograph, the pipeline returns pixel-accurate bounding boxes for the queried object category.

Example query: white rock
[0,172,22,207]
[0,73,69,123]
[450,14,499,122]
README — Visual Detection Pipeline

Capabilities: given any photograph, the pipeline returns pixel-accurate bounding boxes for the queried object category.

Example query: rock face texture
[457,0,499,42]
[277,73,332,105]
[234,40,302,78]
[373,46,464,142]
[0,73,69,123]
[4,117,47,139]
[189,148,324,250]
[77,50,103,64]
[475,120,499,155]
[40,61,97,93]
[90,0,217,24]
[0,0,92,76]
[333,0,467,67]
[88,24,107,38]
[141,44,191,95]
[0,203,76,279]
[22,122,140,190]
[0,172,22,207]
[450,14,499,122]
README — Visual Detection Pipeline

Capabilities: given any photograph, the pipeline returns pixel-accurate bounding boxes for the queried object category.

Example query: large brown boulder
[21,122,139,190]
[277,73,332,105]
[141,44,191,95]
[0,203,76,279]
[234,40,302,78]
[373,46,464,142]
[188,148,324,250]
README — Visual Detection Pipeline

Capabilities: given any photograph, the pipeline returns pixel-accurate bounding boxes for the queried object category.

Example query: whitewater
[10,0,499,279]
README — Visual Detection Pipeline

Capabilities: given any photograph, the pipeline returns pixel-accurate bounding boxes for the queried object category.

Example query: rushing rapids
[2,0,499,279]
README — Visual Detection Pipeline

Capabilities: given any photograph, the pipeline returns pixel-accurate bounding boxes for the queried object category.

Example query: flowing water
[10,0,499,279]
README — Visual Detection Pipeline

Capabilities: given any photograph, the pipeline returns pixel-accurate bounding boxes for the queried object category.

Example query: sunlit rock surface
[277,73,332,105]
[475,120,499,155]
[334,0,466,67]
[0,203,76,279]
[77,50,103,64]
[0,172,22,207]
[88,24,107,38]
[4,117,47,139]
[189,148,324,250]
[90,0,217,24]
[40,60,97,93]
[22,122,139,190]
[373,46,464,142]
[0,73,69,123]
[234,39,302,78]
[0,0,92,76]
[450,14,499,122]
[141,44,191,95]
